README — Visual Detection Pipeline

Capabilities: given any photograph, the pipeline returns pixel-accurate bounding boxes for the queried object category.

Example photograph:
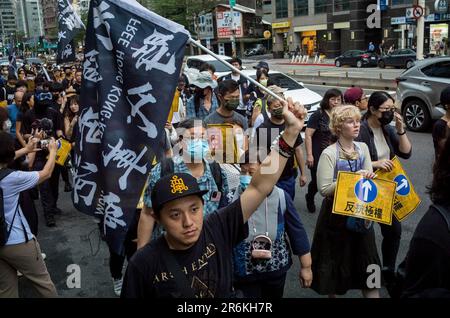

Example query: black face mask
[378,110,394,126]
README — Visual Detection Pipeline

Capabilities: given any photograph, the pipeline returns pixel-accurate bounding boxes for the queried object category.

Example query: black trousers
[106,210,139,279]
[234,272,287,298]
[379,217,402,271]
[61,166,70,184]
[306,166,318,199]
[33,159,61,218]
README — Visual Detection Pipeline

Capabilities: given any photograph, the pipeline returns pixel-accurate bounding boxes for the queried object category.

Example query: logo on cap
[170,175,189,194]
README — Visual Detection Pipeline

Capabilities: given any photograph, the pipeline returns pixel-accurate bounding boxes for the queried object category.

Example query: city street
[19,81,436,298]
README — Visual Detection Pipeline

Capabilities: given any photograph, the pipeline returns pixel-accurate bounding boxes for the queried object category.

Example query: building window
[276,0,288,18]
[334,0,350,12]
[315,0,328,14]
[294,0,308,16]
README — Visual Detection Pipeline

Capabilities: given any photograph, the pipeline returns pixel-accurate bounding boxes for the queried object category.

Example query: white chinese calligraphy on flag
[57,0,85,63]
[73,0,190,254]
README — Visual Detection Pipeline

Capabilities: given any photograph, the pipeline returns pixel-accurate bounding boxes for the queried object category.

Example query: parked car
[396,57,450,131]
[219,69,322,125]
[335,50,378,68]
[244,44,267,57]
[184,54,232,84]
[0,58,24,68]
[378,49,416,69]
[25,57,45,65]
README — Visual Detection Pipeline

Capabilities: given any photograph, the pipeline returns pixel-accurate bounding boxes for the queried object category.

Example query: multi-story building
[16,0,45,38]
[196,2,270,56]
[0,0,17,45]
[270,0,450,58]
[256,0,273,23]
[41,0,57,39]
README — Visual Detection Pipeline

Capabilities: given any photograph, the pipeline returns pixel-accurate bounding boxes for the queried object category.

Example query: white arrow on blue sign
[394,175,410,196]
[355,179,378,203]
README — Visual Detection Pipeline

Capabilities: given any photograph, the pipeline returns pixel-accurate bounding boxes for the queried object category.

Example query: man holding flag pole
[71,0,304,298]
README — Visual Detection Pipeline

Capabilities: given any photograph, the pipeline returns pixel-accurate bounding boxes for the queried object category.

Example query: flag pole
[188,37,284,102]
[42,66,51,82]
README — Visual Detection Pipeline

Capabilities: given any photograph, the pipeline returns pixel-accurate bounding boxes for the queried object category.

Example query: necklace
[337,140,354,154]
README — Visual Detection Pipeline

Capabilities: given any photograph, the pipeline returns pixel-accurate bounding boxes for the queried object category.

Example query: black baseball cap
[151,173,208,213]
[440,86,450,108]
[253,61,269,71]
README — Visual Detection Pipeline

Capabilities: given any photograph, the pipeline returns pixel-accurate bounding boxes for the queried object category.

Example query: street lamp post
[230,0,236,57]
[416,0,425,60]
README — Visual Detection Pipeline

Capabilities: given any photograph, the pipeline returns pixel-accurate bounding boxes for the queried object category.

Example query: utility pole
[229,0,236,57]
[416,0,425,60]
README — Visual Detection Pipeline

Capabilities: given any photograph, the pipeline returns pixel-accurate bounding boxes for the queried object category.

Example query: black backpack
[0,168,16,246]
[159,157,225,206]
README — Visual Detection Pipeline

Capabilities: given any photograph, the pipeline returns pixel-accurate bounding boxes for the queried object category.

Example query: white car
[184,54,233,84]
[220,69,322,125]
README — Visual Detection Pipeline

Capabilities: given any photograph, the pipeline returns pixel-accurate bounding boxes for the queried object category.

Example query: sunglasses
[36,92,53,101]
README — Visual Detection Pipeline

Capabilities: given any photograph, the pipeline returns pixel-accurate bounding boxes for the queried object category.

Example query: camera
[37,139,51,149]
[31,118,54,138]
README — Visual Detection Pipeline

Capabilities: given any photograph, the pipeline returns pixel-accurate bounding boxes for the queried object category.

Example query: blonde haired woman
[311,105,381,298]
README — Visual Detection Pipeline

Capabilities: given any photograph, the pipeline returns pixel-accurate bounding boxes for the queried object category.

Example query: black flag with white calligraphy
[57,0,85,63]
[73,0,190,254]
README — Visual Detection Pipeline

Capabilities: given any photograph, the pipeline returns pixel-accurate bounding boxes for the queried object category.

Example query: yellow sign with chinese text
[55,139,72,166]
[272,21,290,29]
[333,172,396,225]
[375,157,421,221]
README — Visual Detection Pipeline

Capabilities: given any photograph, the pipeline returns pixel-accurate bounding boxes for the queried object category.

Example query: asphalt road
[243,58,405,80]
[19,82,435,298]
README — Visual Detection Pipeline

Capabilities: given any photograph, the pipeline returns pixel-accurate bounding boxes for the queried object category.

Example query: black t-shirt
[72,82,81,95]
[22,107,63,137]
[403,205,450,297]
[6,85,15,105]
[255,118,303,180]
[432,119,448,158]
[306,109,333,167]
[121,198,248,298]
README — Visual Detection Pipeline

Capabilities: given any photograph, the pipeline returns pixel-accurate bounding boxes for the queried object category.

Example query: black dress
[311,144,381,295]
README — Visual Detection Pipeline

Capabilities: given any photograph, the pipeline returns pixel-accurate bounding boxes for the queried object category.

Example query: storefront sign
[272,21,290,29]
[435,0,449,14]
[216,11,243,39]
[391,17,406,25]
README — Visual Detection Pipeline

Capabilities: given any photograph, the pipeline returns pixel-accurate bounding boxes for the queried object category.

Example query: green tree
[149,0,217,35]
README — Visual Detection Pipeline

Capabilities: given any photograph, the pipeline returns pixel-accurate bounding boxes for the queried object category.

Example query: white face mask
[3,119,12,132]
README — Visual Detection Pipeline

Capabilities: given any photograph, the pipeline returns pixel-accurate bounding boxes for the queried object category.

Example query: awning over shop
[294,24,327,32]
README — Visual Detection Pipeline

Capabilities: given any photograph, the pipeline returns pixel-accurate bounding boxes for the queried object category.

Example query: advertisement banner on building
[216,11,243,38]
[430,23,448,54]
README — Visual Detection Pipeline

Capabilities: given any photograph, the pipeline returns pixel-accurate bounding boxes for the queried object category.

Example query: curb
[278,62,336,67]
[290,74,397,90]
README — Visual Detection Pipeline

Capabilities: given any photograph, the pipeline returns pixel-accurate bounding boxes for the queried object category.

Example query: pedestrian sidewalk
[277,57,336,67]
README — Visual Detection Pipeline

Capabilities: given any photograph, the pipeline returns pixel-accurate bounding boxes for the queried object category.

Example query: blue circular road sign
[354,179,378,203]
[394,174,410,196]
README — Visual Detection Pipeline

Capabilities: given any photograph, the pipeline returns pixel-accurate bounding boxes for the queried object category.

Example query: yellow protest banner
[375,156,421,221]
[55,139,72,166]
[332,171,396,225]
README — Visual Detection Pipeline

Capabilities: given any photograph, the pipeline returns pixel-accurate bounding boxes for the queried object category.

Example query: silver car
[396,57,450,131]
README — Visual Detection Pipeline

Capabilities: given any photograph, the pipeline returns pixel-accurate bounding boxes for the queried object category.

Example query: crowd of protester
[1,56,449,299]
